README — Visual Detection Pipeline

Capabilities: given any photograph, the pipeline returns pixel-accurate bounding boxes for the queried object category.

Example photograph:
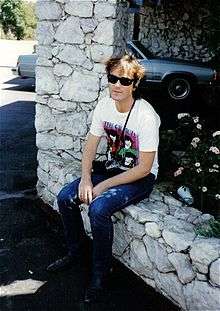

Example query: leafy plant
[173,114,220,213]
[195,219,220,238]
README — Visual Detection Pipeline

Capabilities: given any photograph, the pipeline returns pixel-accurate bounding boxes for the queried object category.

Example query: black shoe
[84,275,107,303]
[46,254,79,272]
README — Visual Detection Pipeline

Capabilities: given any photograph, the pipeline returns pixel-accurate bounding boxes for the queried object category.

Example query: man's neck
[115,97,134,113]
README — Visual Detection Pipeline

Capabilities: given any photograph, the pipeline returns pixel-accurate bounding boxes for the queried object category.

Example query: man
[46,53,160,303]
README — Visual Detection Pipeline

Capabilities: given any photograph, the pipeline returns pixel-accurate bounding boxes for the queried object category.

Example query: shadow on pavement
[3,76,35,92]
[0,101,37,191]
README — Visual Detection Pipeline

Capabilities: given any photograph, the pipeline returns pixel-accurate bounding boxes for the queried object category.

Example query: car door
[19,54,36,78]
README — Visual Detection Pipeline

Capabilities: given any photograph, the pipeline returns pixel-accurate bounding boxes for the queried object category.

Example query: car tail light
[213,70,220,81]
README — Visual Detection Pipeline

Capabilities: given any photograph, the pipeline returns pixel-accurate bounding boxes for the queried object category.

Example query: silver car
[127,40,217,100]
[12,54,36,78]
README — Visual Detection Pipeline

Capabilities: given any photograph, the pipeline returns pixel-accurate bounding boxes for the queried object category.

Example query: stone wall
[139,0,213,61]
[81,184,220,311]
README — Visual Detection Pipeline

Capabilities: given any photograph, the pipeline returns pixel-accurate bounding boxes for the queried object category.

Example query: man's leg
[47,174,108,272]
[85,173,155,301]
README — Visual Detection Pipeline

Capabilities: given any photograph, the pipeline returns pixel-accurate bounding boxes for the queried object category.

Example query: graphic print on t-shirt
[103,121,139,170]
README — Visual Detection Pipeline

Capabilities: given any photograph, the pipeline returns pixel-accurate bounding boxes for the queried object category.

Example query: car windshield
[133,41,154,58]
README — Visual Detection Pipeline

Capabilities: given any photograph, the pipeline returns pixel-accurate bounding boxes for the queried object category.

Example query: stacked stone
[139,1,212,61]
[81,188,220,311]
[35,0,129,205]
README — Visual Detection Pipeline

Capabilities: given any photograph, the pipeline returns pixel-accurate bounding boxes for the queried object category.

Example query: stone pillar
[35,0,129,207]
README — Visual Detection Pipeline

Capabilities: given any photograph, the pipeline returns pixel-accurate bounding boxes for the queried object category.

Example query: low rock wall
[38,163,220,311]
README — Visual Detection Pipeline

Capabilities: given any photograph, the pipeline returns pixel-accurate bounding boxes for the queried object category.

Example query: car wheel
[167,77,191,100]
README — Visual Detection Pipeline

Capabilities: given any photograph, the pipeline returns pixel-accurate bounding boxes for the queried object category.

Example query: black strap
[119,99,136,147]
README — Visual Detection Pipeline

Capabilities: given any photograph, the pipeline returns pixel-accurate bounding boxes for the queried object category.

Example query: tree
[0,0,26,39]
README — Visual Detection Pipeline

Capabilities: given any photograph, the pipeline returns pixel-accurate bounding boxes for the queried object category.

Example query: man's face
[108,67,135,102]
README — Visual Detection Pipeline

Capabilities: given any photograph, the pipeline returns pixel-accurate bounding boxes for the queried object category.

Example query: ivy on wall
[207,0,220,61]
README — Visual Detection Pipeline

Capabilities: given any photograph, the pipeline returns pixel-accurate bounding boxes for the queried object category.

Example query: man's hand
[78,177,93,204]
[92,181,109,199]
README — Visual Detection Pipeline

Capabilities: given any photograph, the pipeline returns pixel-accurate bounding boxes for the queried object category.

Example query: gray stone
[48,98,77,112]
[57,45,89,67]
[162,229,195,252]
[125,217,145,239]
[65,1,93,18]
[184,280,220,311]
[37,46,52,59]
[35,104,55,132]
[196,273,207,281]
[54,63,72,77]
[90,44,114,62]
[142,201,169,215]
[36,67,59,95]
[113,222,132,257]
[37,22,54,45]
[93,20,115,45]
[54,17,84,44]
[129,239,153,278]
[154,270,186,310]
[37,167,48,186]
[163,195,183,207]
[143,235,174,273]
[60,72,99,102]
[36,1,62,20]
[145,222,161,238]
[36,133,56,150]
[36,57,53,67]
[80,18,98,34]
[55,135,74,150]
[190,239,220,274]
[163,215,195,232]
[168,253,196,284]
[94,3,116,19]
[56,112,87,137]
[209,258,220,286]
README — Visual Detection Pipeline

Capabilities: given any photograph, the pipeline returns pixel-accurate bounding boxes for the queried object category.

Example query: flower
[196,168,202,173]
[209,168,219,173]
[192,137,200,143]
[215,194,220,200]
[177,113,190,119]
[195,162,200,167]
[191,142,197,148]
[174,167,184,177]
[213,164,219,169]
[202,187,207,192]
[196,124,202,130]
[213,131,220,137]
[209,146,220,154]
[193,117,199,123]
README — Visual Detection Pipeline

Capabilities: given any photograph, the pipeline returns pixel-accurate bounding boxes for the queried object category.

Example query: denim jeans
[57,172,155,278]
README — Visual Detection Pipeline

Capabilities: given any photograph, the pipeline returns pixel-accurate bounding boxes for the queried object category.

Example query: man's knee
[57,180,79,212]
[89,197,110,223]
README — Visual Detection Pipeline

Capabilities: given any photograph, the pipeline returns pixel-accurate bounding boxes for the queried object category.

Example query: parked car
[11,41,218,101]
[12,54,37,78]
[127,40,218,101]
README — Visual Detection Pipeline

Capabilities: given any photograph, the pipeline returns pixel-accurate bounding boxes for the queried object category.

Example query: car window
[126,43,143,60]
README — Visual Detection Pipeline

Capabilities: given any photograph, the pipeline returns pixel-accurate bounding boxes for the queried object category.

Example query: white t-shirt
[90,97,161,177]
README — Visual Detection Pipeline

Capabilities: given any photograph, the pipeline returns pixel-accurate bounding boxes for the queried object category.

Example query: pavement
[0,39,181,310]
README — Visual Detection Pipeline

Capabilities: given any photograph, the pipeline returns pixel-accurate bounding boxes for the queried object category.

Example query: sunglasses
[107,74,134,86]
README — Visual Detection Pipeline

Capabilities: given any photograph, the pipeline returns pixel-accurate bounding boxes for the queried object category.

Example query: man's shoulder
[136,98,160,121]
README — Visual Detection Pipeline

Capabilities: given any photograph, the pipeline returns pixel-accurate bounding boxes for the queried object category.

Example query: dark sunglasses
[107,74,134,86]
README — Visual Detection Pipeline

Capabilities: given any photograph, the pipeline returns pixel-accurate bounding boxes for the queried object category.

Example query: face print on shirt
[104,123,139,170]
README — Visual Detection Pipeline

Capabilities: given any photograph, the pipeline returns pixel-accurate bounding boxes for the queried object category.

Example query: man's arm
[92,151,155,198]
[78,133,101,204]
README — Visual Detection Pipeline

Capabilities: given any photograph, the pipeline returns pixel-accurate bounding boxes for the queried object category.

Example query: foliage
[195,219,220,238]
[173,114,220,213]
[0,0,36,40]
[207,0,220,61]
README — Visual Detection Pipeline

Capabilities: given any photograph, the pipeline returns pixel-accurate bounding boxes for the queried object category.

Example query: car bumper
[11,67,18,76]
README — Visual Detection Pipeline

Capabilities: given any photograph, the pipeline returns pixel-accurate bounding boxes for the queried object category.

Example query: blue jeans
[57,173,155,277]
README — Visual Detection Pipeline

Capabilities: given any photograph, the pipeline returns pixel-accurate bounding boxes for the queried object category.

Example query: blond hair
[105,53,145,87]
